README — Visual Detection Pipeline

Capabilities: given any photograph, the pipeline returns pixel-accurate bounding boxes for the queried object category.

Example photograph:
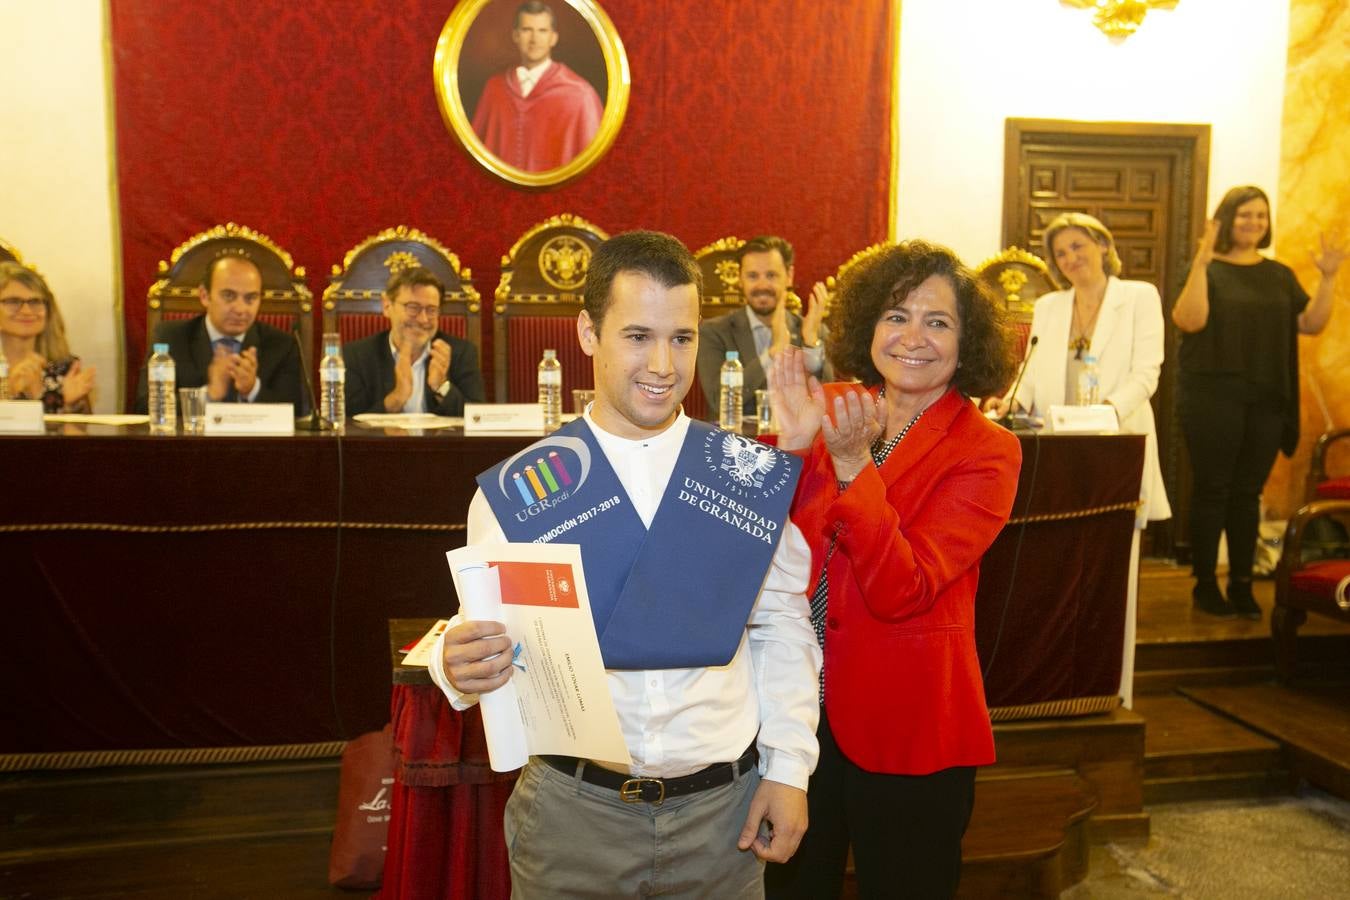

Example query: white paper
[352,413,461,430]
[401,619,450,668]
[0,400,45,433]
[44,414,150,426]
[203,402,295,435]
[446,543,629,772]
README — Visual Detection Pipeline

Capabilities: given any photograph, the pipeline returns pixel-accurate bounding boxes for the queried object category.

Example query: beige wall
[0,0,121,411]
[894,0,1291,266]
[1267,0,1350,517]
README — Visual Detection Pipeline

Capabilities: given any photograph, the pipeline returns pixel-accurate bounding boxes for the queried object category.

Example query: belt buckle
[620,777,665,805]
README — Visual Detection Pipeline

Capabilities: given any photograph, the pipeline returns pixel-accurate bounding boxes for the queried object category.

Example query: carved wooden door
[1003,120,1210,559]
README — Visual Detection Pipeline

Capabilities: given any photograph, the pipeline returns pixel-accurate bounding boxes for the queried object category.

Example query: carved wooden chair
[0,236,23,265]
[147,223,314,372]
[975,246,1056,357]
[1273,499,1350,680]
[324,226,481,353]
[492,214,608,403]
[1307,428,1350,501]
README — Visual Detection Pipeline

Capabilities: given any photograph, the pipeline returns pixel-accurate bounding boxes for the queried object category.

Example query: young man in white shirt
[433,230,820,897]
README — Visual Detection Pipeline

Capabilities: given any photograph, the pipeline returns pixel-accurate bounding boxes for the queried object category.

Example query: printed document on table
[446,543,629,772]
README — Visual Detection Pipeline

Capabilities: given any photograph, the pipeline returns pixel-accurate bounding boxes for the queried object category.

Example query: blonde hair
[0,261,72,361]
[1042,212,1122,288]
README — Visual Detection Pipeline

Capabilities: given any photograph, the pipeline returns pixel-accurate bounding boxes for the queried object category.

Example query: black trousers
[1180,380,1285,584]
[765,710,976,900]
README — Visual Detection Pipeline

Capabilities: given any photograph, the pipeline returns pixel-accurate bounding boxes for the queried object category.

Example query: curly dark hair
[826,239,1015,398]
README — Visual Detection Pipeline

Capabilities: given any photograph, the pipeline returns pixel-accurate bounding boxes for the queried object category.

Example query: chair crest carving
[324,225,481,347]
[0,236,23,265]
[974,246,1054,318]
[495,213,609,311]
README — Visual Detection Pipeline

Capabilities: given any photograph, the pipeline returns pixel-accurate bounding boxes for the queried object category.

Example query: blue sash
[476,418,801,669]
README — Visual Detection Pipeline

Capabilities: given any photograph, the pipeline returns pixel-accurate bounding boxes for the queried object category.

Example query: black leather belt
[540,746,758,805]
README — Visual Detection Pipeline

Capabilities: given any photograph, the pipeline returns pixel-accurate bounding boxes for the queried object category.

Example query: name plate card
[0,400,44,433]
[1047,404,1119,434]
[463,403,545,435]
[203,402,296,436]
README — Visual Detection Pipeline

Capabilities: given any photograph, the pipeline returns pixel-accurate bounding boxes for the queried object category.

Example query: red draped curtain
[111,0,895,407]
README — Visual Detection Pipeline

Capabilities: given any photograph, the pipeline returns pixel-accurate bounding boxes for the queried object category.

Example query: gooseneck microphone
[292,321,329,432]
[999,334,1038,429]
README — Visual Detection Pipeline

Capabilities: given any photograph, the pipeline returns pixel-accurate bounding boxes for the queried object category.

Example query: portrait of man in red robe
[471,1,605,173]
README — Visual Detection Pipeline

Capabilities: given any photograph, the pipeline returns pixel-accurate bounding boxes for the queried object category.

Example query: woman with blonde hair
[0,262,96,412]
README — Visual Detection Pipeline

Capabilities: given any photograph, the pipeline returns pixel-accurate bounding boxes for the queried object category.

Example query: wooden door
[1003,120,1210,559]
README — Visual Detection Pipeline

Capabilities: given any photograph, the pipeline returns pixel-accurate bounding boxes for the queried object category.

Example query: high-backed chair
[493,214,608,403]
[0,237,23,265]
[324,226,481,354]
[147,222,314,372]
[975,246,1055,357]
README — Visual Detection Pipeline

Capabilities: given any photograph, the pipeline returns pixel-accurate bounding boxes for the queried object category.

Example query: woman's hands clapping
[822,389,886,484]
[767,346,825,451]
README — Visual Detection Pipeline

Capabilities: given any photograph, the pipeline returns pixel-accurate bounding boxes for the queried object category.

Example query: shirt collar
[205,318,246,344]
[584,408,690,453]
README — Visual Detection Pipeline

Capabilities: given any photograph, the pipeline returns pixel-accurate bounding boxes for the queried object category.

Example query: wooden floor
[4,562,1349,899]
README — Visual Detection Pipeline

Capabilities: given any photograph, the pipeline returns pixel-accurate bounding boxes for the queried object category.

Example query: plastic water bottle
[0,355,9,400]
[319,332,346,432]
[538,348,562,431]
[719,351,744,432]
[1077,354,1101,406]
[147,342,177,434]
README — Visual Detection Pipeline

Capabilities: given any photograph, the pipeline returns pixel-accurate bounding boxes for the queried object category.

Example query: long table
[2,424,1141,759]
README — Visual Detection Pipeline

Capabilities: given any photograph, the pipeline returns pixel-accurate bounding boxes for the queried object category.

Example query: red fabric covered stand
[380,621,517,900]
[1316,478,1350,500]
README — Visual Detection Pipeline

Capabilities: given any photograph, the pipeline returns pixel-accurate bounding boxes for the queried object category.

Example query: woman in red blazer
[764,241,1021,899]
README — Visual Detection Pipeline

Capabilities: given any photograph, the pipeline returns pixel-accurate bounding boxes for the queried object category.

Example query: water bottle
[319,332,346,432]
[147,342,177,434]
[719,351,744,432]
[1077,354,1101,406]
[0,355,9,400]
[538,348,562,431]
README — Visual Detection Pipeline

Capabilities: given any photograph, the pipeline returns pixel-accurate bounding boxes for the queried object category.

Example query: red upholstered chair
[1273,500,1350,680]
[492,214,608,403]
[1307,429,1350,501]
[147,223,314,373]
[975,246,1055,359]
[0,236,23,264]
[324,226,482,353]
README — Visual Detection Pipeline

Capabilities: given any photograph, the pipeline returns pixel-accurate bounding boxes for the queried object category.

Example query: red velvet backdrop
[112,0,894,406]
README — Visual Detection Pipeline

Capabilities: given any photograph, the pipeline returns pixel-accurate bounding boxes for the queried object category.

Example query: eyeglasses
[1,298,47,314]
[396,303,440,320]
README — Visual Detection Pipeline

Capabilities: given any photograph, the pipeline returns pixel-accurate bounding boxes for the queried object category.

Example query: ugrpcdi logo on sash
[493,435,593,522]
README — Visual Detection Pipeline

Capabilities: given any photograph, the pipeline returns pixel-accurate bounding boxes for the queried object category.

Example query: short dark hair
[826,239,1015,398]
[201,251,261,291]
[383,266,445,304]
[737,235,794,269]
[514,1,556,29]
[583,231,701,334]
[1213,185,1272,253]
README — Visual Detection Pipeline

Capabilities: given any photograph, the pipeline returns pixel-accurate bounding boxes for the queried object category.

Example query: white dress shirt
[430,411,822,788]
[516,59,552,97]
[388,335,430,414]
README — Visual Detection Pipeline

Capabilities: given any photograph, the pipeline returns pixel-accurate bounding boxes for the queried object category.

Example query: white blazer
[1012,276,1172,525]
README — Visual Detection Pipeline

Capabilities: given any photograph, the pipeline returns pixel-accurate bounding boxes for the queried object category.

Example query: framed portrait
[434,0,630,189]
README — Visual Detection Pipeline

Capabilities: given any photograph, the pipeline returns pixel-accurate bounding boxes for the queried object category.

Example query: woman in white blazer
[985,212,1171,705]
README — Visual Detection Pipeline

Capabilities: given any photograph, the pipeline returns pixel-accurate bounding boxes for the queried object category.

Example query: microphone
[998,334,1038,429]
[292,320,329,432]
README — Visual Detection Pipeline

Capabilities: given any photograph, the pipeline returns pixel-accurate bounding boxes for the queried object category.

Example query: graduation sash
[476,418,801,669]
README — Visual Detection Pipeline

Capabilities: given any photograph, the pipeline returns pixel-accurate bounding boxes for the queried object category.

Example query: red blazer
[791,386,1021,775]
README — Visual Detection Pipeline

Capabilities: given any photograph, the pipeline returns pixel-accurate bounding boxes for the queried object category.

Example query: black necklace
[870,387,926,466]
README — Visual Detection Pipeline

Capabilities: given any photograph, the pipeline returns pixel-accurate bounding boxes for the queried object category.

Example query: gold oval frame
[433,0,630,190]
